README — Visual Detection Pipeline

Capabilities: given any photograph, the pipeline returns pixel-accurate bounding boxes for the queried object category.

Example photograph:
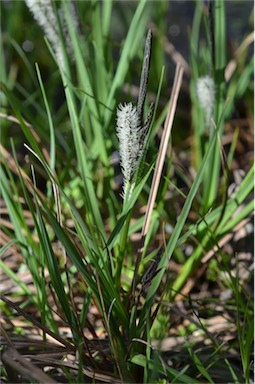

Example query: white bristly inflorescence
[196,75,215,128]
[25,0,78,69]
[116,103,144,200]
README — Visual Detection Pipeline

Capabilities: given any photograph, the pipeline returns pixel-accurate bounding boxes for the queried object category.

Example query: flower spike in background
[196,75,215,128]
[25,0,78,69]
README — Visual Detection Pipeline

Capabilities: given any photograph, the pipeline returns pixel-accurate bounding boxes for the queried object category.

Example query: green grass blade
[40,200,129,329]
[0,244,34,298]
[102,0,112,37]
[186,343,214,384]
[35,63,56,172]
[61,78,106,238]
[62,1,108,163]
[203,0,226,210]
[105,0,151,126]
[0,84,44,158]
[138,119,220,324]
[130,354,199,383]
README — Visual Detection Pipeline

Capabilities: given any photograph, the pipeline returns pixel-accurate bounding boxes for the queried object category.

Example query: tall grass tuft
[1,1,253,383]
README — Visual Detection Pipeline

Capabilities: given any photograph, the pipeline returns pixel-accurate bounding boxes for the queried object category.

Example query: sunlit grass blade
[62,1,108,163]
[105,0,152,126]
[203,0,226,210]
[61,79,106,238]
[172,185,253,296]
[91,0,109,112]
[130,354,199,383]
[138,115,221,326]
[189,1,203,168]
[1,161,42,301]
[102,0,112,37]
[40,198,129,329]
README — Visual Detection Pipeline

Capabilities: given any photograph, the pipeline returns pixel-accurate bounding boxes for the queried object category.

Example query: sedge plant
[0,1,253,383]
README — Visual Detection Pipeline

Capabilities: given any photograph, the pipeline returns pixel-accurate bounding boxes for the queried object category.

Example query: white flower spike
[116,30,153,201]
[116,103,145,200]
[196,75,215,127]
[25,0,78,69]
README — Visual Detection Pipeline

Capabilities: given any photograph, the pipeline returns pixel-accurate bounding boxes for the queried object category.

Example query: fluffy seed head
[25,0,78,69]
[196,76,215,127]
[116,103,143,199]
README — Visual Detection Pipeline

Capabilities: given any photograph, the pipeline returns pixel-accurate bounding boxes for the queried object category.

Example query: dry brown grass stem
[0,296,74,350]
[0,112,51,164]
[225,31,254,82]
[141,62,184,239]
[2,347,58,383]
[131,62,184,298]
